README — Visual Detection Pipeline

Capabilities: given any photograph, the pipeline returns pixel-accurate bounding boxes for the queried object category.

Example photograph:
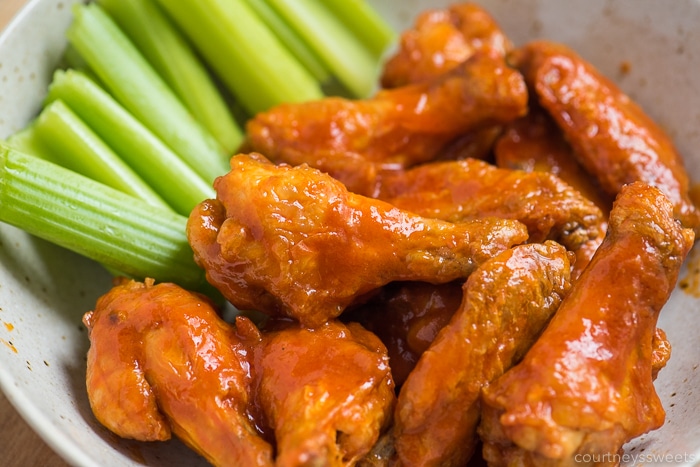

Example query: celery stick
[264,0,380,97]
[46,70,215,217]
[97,0,243,155]
[323,0,396,58]
[153,0,323,115]
[4,125,57,164]
[243,0,330,83]
[0,145,207,291]
[32,100,171,211]
[66,3,229,184]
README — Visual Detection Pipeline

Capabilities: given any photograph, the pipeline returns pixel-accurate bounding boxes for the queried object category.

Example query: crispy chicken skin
[511,40,700,232]
[254,319,395,467]
[478,182,694,467]
[246,52,527,195]
[187,153,528,328]
[395,241,573,467]
[380,2,512,88]
[377,158,604,264]
[494,109,612,217]
[344,281,463,387]
[493,110,611,276]
[82,278,274,467]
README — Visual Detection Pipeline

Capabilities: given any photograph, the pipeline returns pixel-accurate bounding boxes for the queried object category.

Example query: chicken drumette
[380,2,512,88]
[377,158,605,276]
[478,181,694,466]
[394,241,573,467]
[187,153,528,328]
[511,40,700,232]
[246,51,527,196]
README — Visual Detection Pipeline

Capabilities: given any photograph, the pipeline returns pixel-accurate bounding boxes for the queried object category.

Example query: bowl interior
[1,1,699,466]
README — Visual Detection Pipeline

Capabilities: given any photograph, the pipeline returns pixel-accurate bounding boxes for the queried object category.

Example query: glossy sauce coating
[187,154,528,328]
[380,2,511,88]
[254,319,395,466]
[479,182,694,466]
[377,157,604,264]
[395,242,572,467]
[493,109,611,277]
[246,52,527,196]
[494,108,613,217]
[512,40,700,232]
[83,279,274,467]
[344,281,463,387]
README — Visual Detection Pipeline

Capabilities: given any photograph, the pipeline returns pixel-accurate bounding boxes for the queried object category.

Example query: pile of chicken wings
[82,3,698,466]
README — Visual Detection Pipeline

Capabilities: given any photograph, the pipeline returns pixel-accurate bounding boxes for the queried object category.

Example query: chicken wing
[494,108,612,217]
[187,154,528,328]
[380,2,512,88]
[377,158,605,266]
[246,52,527,195]
[254,319,395,466]
[395,241,573,467]
[511,40,700,232]
[344,281,463,387]
[83,278,274,467]
[493,109,611,276]
[478,181,694,467]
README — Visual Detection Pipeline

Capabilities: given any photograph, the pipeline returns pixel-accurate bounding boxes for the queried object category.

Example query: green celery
[97,0,243,154]
[66,3,229,184]
[0,144,207,291]
[32,100,171,211]
[4,125,57,163]
[323,0,396,58]
[243,0,330,83]
[264,0,380,97]
[46,70,215,217]
[153,0,323,115]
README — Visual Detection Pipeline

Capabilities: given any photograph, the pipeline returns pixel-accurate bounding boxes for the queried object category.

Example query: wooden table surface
[0,4,72,467]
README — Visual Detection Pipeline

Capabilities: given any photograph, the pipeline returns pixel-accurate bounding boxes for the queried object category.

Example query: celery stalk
[243,0,330,83]
[46,70,215,217]
[264,0,380,97]
[0,145,207,291]
[153,0,323,115]
[66,3,229,184]
[4,125,57,163]
[323,0,396,58]
[97,0,243,155]
[32,100,171,211]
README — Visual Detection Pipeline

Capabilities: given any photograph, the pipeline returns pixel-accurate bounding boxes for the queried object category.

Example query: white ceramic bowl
[1,0,699,465]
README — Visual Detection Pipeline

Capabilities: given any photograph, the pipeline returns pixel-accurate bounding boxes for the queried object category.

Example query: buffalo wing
[83,279,274,467]
[187,154,528,328]
[246,52,527,195]
[511,40,700,232]
[395,241,572,467]
[255,319,395,466]
[479,181,694,466]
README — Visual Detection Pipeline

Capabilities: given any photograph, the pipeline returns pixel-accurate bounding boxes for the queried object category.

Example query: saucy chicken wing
[380,2,512,88]
[395,241,573,467]
[377,158,605,274]
[83,278,274,467]
[246,52,527,195]
[494,109,612,217]
[478,181,694,467]
[344,281,463,387]
[187,154,528,328]
[254,319,395,467]
[511,40,700,232]
[493,110,611,275]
